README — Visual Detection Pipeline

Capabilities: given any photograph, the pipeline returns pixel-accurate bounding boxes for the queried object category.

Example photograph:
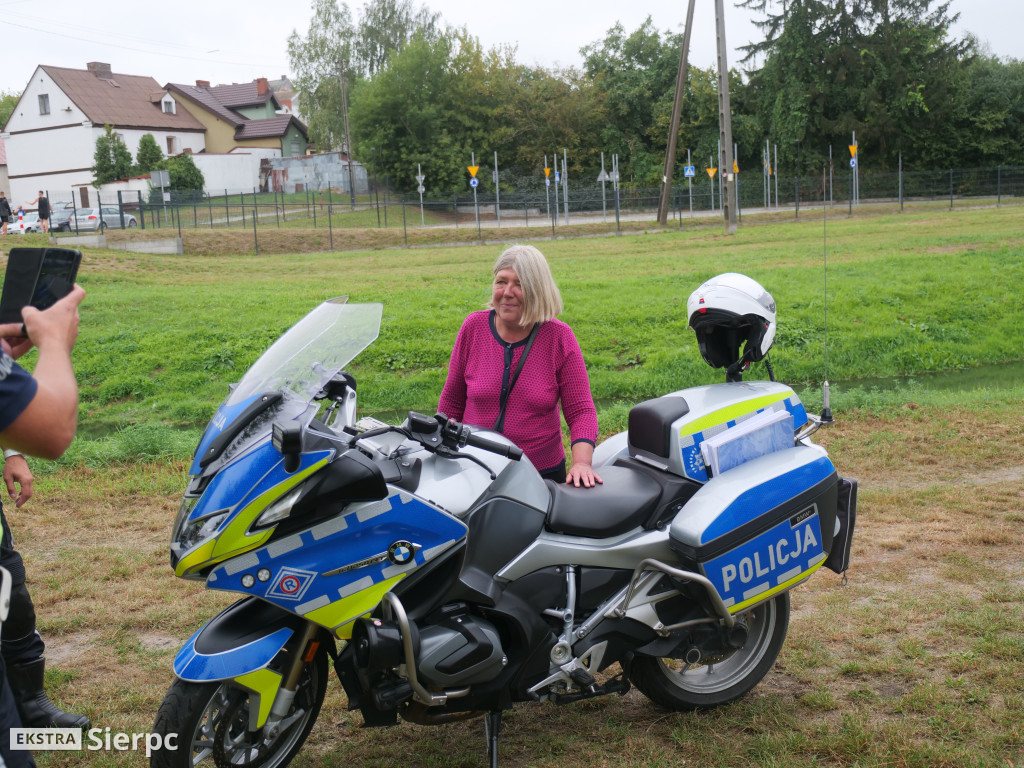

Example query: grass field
[1,205,1022,767]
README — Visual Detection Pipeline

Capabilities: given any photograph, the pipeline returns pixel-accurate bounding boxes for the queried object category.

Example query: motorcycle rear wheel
[150,651,328,767]
[630,592,790,710]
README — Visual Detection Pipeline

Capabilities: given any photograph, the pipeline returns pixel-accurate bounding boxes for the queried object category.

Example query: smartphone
[0,247,82,325]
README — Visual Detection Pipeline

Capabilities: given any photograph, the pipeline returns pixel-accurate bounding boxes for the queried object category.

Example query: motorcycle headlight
[254,487,302,529]
[172,496,199,540]
[175,504,229,551]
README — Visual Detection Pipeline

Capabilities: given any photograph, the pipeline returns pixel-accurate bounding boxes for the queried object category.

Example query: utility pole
[338,58,356,208]
[657,0,696,226]
[714,0,737,234]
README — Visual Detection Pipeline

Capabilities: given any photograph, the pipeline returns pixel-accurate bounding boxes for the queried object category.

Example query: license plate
[702,505,826,612]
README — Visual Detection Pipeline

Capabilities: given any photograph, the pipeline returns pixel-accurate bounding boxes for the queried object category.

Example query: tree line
[287,0,1022,196]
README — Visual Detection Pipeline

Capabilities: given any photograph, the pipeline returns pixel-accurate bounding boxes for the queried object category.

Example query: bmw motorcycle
[151,296,857,767]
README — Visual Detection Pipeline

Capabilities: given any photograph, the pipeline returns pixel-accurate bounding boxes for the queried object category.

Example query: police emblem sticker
[267,567,317,601]
[387,540,417,565]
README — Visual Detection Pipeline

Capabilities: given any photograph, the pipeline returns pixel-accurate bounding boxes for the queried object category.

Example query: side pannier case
[669,444,839,614]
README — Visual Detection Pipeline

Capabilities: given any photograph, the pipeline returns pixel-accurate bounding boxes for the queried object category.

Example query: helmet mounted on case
[687,273,776,381]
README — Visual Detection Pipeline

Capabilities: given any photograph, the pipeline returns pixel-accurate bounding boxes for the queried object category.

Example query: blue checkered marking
[207,493,467,612]
[702,509,824,609]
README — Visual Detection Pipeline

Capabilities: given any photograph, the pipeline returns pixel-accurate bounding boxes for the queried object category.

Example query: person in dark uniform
[0,192,12,236]
[1,448,90,731]
[0,283,85,768]
[24,193,50,234]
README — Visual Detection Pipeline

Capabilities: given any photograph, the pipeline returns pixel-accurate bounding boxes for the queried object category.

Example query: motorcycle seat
[545,466,662,538]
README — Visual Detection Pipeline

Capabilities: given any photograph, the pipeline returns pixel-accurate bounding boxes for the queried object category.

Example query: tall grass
[7,205,1022,466]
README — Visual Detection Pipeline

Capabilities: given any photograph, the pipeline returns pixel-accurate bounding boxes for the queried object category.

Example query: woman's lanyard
[494,323,540,433]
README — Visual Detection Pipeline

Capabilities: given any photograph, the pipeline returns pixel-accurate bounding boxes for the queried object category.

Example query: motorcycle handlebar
[431,413,523,462]
[464,431,524,461]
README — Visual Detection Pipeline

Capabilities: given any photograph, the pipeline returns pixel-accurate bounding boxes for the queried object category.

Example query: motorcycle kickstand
[484,710,502,768]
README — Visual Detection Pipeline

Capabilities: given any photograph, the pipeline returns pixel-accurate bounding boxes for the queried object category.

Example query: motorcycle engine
[416,613,507,687]
[353,610,507,688]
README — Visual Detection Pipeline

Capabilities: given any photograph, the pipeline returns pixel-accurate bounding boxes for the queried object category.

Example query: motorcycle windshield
[227,297,383,407]
[189,298,382,477]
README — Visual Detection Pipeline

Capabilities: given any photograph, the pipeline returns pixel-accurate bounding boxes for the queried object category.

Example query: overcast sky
[0,0,1018,98]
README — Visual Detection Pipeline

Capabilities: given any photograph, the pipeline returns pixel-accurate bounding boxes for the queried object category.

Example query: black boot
[7,658,90,729]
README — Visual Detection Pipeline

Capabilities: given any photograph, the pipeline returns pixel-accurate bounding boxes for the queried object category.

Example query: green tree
[583,19,729,185]
[0,90,19,130]
[135,134,164,174]
[739,0,970,170]
[356,0,441,76]
[287,0,357,151]
[92,124,135,186]
[950,53,1024,166]
[158,154,205,191]
[349,29,467,191]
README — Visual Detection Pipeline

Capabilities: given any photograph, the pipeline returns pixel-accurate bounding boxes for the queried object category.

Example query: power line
[0,19,287,71]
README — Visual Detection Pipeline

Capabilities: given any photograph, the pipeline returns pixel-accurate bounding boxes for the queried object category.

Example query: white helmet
[687,273,777,373]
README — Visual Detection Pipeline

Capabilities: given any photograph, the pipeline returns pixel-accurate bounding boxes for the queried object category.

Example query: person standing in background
[24,193,49,234]
[0,192,12,236]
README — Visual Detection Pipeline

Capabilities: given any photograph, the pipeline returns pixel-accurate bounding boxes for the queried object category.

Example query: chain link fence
[39,165,1023,241]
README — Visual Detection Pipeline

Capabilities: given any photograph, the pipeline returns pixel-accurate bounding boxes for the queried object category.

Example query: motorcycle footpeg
[569,668,596,688]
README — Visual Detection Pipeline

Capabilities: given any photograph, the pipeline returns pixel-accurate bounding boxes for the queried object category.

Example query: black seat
[545,466,662,538]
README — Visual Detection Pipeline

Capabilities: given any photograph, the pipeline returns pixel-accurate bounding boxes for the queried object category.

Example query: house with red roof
[1,62,207,204]
[164,77,308,158]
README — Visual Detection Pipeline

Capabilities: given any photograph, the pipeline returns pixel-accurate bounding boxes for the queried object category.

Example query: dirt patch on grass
[13,401,1024,767]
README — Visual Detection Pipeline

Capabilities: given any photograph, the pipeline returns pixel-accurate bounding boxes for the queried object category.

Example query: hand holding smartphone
[0,247,82,333]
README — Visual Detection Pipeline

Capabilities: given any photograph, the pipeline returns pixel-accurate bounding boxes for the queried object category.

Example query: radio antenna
[820,162,834,424]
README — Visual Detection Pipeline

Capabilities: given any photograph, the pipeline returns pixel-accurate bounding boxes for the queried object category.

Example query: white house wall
[191,153,267,195]
[3,66,205,205]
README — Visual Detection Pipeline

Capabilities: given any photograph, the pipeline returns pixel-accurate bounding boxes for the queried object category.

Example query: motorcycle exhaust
[402,702,486,726]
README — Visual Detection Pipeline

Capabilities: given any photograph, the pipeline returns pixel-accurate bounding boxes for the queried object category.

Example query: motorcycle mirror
[273,422,303,473]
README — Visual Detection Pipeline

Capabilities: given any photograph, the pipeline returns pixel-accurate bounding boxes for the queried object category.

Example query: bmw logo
[387,540,416,565]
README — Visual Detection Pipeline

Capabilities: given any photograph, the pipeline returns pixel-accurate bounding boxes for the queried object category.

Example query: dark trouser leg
[2,506,89,729]
[0,656,37,767]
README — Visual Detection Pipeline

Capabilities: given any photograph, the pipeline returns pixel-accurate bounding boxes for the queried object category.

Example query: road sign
[545,178,550,187]
[849,145,857,158]
[849,158,857,169]
[555,171,560,182]
[468,165,479,177]
[470,178,479,188]
[415,174,425,184]
[544,167,551,178]
[597,170,609,182]
[683,166,695,178]
[707,167,717,179]
[733,161,739,174]
[417,185,425,194]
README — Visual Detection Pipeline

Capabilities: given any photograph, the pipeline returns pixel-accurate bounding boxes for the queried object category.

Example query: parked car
[9,212,44,234]
[67,206,137,232]
[50,201,77,232]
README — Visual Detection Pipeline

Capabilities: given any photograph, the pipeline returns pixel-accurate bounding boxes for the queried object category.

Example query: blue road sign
[470,178,479,188]
[684,166,696,178]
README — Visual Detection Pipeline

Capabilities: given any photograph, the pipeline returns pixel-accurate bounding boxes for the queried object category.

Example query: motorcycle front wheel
[630,592,790,710]
[150,651,328,767]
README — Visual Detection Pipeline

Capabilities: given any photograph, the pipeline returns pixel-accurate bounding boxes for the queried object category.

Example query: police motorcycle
[152,275,857,767]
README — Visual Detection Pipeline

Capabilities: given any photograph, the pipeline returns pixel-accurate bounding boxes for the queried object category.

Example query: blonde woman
[439,245,601,487]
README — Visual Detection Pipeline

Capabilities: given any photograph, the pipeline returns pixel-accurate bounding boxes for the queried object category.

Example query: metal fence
[42,165,1023,240]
